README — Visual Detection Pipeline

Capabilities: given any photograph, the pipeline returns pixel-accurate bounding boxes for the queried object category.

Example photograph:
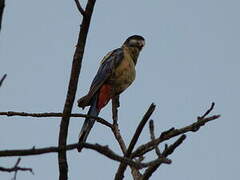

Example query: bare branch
[149,120,162,157]
[199,102,215,119]
[142,135,186,180]
[111,96,127,154]
[0,158,33,180]
[0,111,113,129]
[133,115,220,158]
[74,0,85,16]
[112,124,127,154]
[0,0,5,32]
[112,96,120,125]
[0,143,167,170]
[115,103,156,180]
[132,103,220,158]
[0,73,7,87]
[58,0,97,178]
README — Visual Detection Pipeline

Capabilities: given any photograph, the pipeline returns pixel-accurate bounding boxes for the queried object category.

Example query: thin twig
[132,114,220,158]
[74,0,85,16]
[0,158,33,180]
[0,73,7,87]
[132,103,220,158]
[149,120,162,157]
[58,0,96,179]
[199,102,215,119]
[142,135,186,180]
[115,103,156,180]
[0,111,113,129]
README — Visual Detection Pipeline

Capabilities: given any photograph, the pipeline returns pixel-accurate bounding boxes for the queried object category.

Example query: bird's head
[123,35,145,51]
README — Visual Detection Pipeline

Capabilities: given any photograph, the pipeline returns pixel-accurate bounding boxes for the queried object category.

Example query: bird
[77,35,145,152]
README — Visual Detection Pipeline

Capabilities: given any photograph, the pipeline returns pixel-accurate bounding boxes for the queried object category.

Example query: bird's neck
[123,46,140,65]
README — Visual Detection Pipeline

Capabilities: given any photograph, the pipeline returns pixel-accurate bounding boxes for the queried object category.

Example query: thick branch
[0,143,164,170]
[58,0,96,179]
[115,103,156,180]
[0,111,113,129]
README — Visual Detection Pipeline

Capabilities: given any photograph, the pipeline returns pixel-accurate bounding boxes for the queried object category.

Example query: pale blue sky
[0,0,239,179]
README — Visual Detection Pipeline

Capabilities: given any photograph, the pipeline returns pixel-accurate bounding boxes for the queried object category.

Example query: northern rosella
[77,35,145,152]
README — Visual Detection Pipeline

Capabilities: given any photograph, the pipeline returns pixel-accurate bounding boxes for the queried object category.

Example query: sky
[0,0,239,179]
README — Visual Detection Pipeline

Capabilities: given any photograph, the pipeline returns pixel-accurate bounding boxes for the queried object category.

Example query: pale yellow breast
[108,49,136,94]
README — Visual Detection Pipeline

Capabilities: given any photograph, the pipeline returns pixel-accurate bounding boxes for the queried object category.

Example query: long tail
[77,94,100,152]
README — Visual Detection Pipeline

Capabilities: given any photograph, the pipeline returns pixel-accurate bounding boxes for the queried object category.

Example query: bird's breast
[108,55,136,94]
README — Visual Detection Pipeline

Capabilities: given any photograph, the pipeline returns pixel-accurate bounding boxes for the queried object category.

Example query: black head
[123,35,145,50]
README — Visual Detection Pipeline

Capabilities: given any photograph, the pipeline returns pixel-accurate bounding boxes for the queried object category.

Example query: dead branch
[132,103,220,158]
[58,1,96,178]
[0,0,4,32]
[111,97,127,154]
[115,103,156,180]
[149,120,162,157]
[0,158,33,180]
[74,0,85,16]
[142,135,186,180]
[0,143,168,170]
[0,111,113,129]
[0,73,7,87]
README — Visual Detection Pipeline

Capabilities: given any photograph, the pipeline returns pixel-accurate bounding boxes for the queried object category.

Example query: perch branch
[111,96,127,154]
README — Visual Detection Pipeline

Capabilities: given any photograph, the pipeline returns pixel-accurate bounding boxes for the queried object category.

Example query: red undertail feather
[98,84,112,110]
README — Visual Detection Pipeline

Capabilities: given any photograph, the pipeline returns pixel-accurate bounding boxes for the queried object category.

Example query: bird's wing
[78,48,124,108]
[89,48,124,96]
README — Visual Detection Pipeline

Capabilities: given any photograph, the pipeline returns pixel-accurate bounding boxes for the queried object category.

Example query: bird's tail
[77,94,100,152]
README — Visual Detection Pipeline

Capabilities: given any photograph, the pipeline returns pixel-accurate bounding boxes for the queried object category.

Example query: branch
[0,111,113,129]
[111,96,127,154]
[132,103,220,158]
[0,73,7,87]
[0,143,166,170]
[115,103,156,180]
[58,0,96,179]
[0,158,33,180]
[142,135,186,180]
[149,120,162,157]
[74,0,85,16]
[0,0,5,32]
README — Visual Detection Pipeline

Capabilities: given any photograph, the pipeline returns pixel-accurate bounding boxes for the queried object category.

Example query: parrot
[77,35,145,152]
